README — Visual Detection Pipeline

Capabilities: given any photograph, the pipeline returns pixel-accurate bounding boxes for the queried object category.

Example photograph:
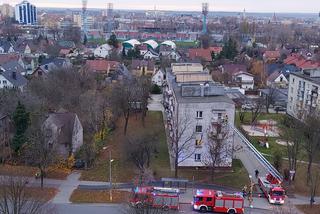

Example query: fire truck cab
[192,189,244,213]
[131,186,180,210]
[258,173,285,204]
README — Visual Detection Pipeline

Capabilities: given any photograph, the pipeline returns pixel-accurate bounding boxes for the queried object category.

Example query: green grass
[175,40,199,48]
[235,111,285,127]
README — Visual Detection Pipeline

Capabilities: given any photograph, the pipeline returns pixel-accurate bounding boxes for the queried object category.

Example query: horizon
[3,0,320,14]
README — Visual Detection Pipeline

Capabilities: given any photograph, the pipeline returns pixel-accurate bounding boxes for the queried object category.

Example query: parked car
[73,159,85,169]
[274,106,286,112]
[241,103,255,110]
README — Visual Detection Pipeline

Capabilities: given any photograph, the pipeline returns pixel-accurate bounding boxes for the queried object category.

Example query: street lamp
[103,146,114,201]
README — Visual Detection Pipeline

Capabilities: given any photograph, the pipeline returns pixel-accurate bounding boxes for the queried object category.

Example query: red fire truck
[258,173,285,204]
[130,186,180,210]
[192,189,244,213]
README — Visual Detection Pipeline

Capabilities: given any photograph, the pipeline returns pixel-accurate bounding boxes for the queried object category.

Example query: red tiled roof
[264,50,280,59]
[284,54,320,69]
[0,54,20,65]
[189,47,222,61]
[85,60,120,73]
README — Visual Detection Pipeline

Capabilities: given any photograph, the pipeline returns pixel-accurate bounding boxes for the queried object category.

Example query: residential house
[130,60,156,76]
[94,44,112,58]
[164,63,235,167]
[33,58,72,76]
[159,45,181,61]
[143,50,159,60]
[0,115,11,163]
[267,71,288,88]
[263,50,281,62]
[0,54,20,65]
[188,47,222,62]
[0,61,27,90]
[287,69,320,119]
[232,71,254,89]
[151,69,165,86]
[43,111,83,159]
[284,53,320,70]
[0,41,14,53]
[85,59,120,74]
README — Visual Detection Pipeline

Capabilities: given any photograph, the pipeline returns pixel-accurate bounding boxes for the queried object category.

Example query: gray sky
[5,0,320,13]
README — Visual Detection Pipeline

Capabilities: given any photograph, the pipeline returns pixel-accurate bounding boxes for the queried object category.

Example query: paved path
[52,172,81,204]
[148,94,164,112]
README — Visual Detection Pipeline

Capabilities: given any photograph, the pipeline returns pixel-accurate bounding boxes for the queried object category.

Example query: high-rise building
[0,4,15,18]
[14,0,37,25]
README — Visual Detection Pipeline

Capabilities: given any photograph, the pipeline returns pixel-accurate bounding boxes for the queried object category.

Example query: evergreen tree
[83,34,88,45]
[11,102,30,154]
[218,38,238,60]
[107,34,119,48]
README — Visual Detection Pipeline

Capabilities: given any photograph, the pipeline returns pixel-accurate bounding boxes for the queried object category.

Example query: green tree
[219,38,238,60]
[107,34,119,48]
[11,102,30,154]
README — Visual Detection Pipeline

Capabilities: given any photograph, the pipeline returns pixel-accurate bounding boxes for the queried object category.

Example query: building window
[194,154,201,162]
[292,78,295,83]
[290,97,293,102]
[195,125,202,133]
[280,77,283,82]
[218,113,222,120]
[196,111,203,119]
[291,87,293,93]
[195,139,202,147]
[3,80,7,85]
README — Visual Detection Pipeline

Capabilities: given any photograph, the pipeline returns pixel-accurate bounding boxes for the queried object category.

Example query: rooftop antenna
[202,2,209,34]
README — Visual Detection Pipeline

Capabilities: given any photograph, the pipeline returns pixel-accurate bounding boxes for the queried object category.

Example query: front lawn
[70,189,130,203]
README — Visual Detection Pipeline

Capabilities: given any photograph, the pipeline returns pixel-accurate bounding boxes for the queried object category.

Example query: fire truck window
[215,199,224,207]
[206,197,212,202]
[234,201,243,208]
[273,191,284,196]
[163,197,171,205]
[196,197,203,202]
[154,196,163,205]
[225,200,233,208]
[171,197,178,206]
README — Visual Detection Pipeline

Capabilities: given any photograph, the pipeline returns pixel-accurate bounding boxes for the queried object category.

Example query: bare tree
[264,86,278,114]
[124,132,159,184]
[303,113,320,184]
[25,118,57,188]
[238,108,245,124]
[0,176,57,214]
[136,76,151,126]
[169,116,195,178]
[202,120,234,182]
[251,98,264,124]
[280,116,303,182]
[309,166,319,206]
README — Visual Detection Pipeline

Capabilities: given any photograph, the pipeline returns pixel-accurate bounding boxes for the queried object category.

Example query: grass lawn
[175,40,199,48]
[235,111,285,127]
[0,164,70,180]
[296,204,320,214]
[70,189,130,203]
[26,187,58,201]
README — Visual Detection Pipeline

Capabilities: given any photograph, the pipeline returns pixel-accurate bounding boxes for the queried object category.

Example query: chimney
[200,84,205,97]
[12,71,16,80]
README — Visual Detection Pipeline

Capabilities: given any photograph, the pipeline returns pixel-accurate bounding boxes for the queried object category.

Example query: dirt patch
[296,204,320,214]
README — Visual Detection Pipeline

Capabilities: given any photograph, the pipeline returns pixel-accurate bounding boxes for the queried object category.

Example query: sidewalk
[52,172,81,204]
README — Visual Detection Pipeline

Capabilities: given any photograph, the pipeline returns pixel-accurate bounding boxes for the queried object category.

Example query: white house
[94,44,112,58]
[267,72,288,87]
[232,71,254,89]
[152,69,165,86]
[143,50,159,60]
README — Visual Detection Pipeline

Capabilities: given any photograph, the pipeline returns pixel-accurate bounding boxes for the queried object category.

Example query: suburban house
[143,50,159,60]
[159,45,181,61]
[43,111,83,159]
[188,47,222,62]
[164,63,235,167]
[0,115,11,163]
[151,69,165,86]
[0,61,27,90]
[263,50,281,62]
[267,71,288,87]
[0,41,15,53]
[33,58,72,76]
[130,60,156,76]
[287,68,320,119]
[94,44,112,58]
[85,59,120,74]
[232,71,254,89]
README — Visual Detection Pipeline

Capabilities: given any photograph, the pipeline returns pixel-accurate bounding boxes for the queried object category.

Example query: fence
[233,127,283,181]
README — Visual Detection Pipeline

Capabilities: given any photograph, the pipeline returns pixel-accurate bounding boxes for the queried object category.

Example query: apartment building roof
[291,71,320,85]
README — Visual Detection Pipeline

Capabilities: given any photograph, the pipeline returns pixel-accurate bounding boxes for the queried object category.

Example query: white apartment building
[287,69,320,119]
[164,63,235,168]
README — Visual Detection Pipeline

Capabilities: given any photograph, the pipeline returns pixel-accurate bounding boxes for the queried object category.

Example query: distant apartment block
[15,0,37,25]
[287,69,320,119]
[164,63,235,167]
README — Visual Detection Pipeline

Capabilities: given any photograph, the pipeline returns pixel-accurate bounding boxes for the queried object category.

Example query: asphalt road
[55,203,273,214]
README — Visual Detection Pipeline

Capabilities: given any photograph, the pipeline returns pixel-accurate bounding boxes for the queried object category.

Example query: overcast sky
[4,0,320,13]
